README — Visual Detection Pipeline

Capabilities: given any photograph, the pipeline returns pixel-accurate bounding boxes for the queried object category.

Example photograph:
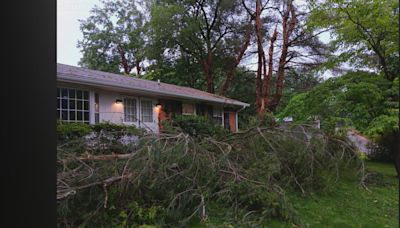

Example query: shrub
[368,129,400,163]
[57,122,92,141]
[91,121,144,136]
[164,115,228,138]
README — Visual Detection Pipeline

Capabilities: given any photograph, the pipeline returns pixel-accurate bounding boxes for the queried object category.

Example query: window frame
[182,103,196,115]
[140,99,154,123]
[212,106,223,126]
[57,87,90,124]
[123,96,139,124]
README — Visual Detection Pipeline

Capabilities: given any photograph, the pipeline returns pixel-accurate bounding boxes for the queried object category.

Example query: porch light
[115,99,123,104]
[155,103,162,108]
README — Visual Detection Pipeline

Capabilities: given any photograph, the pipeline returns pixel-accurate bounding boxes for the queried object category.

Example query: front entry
[223,112,237,132]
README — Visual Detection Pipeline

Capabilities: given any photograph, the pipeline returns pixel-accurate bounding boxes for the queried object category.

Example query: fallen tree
[57,124,364,227]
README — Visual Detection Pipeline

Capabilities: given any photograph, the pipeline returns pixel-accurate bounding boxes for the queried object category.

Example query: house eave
[58,74,250,108]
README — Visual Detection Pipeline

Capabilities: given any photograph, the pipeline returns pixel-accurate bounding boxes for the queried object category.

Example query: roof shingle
[57,63,250,107]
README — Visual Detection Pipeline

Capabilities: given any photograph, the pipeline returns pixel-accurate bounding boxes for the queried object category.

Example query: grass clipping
[57,124,363,227]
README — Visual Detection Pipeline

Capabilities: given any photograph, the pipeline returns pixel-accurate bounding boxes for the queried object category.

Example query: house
[57,63,250,133]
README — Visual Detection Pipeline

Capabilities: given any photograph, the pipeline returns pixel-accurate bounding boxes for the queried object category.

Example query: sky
[57,0,101,66]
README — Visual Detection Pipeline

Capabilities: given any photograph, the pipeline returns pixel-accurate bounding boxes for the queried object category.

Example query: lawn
[284,161,399,227]
[195,161,399,227]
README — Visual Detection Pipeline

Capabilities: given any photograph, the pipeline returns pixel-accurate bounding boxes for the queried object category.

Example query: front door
[223,112,230,130]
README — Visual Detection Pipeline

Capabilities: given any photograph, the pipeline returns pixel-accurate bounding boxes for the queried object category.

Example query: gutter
[237,105,247,113]
[58,74,250,107]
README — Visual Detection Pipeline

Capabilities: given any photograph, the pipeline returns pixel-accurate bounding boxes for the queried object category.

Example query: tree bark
[135,59,141,75]
[255,0,266,114]
[219,22,252,96]
[262,27,278,111]
[202,48,214,93]
[268,0,296,112]
[117,45,132,75]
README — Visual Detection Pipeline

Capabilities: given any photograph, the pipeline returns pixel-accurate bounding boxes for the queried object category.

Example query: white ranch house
[57,64,249,133]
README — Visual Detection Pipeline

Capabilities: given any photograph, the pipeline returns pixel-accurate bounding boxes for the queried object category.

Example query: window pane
[77,100,83,110]
[141,100,153,122]
[124,98,137,122]
[77,90,83,99]
[62,111,68,120]
[56,88,90,123]
[68,89,76,99]
[77,111,83,121]
[84,101,89,110]
[84,111,89,121]
[182,103,194,114]
[69,100,75,109]
[62,99,68,109]
[69,111,76,121]
[83,91,89,100]
[61,88,68,98]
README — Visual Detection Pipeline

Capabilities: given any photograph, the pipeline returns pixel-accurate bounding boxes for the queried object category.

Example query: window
[57,87,90,123]
[95,93,99,124]
[141,100,153,122]
[182,103,195,115]
[124,98,137,122]
[213,106,223,125]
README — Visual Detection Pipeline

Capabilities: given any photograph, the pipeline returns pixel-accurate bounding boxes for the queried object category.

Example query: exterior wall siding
[57,82,240,133]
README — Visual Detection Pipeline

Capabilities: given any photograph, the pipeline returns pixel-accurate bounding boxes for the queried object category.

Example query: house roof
[57,63,250,107]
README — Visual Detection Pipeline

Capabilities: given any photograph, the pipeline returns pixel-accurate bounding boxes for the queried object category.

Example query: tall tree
[244,0,326,114]
[309,0,399,81]
[78,0,148,75]
[149,0,251,93]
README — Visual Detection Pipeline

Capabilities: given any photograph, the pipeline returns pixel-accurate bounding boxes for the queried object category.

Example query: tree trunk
[219,22,252,96]
[255,0,266,114]
[135,59,141,75]
[268,0,296,112]
[262,27,278,111]
[117,45,131,75]
[201,48,214,93]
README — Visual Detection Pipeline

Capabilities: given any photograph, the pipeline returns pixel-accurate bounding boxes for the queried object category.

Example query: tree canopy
[309,0,399,81]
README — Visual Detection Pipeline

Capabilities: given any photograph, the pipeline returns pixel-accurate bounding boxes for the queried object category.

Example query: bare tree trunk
[117,45,132,75]
[268,0,296,112]
[202,48,214,93]
[263,27,278,108]
[135,59,141,75]
[255,0,267,114]
[219,22,252,96]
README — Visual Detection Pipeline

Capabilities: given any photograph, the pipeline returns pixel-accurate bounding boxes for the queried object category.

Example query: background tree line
[78,0,398,117]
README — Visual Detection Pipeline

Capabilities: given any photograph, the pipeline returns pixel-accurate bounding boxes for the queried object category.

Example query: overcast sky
[58,0,101,66]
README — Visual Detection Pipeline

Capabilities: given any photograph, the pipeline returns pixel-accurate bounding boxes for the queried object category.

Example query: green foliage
[368,129,399,163]
[78,0,148,75]
[91,121,144,136]
[309,0,399,80]
[58,125,361,227]
[277,93,309,122]
[164,115,228,138]
[278,71,398,135]
[57,122,92,141]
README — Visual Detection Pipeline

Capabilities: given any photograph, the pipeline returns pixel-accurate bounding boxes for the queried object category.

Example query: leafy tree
[280,71,397,130]
[78,0,148,75]
[148,0,252,93]
[309,0,399,81]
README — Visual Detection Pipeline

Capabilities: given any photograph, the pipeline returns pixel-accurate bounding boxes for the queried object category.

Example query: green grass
[195,161,399,227]
[285,161,399,228]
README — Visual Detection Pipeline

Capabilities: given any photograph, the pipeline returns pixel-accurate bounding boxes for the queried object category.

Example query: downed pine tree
[57,124,364,227]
